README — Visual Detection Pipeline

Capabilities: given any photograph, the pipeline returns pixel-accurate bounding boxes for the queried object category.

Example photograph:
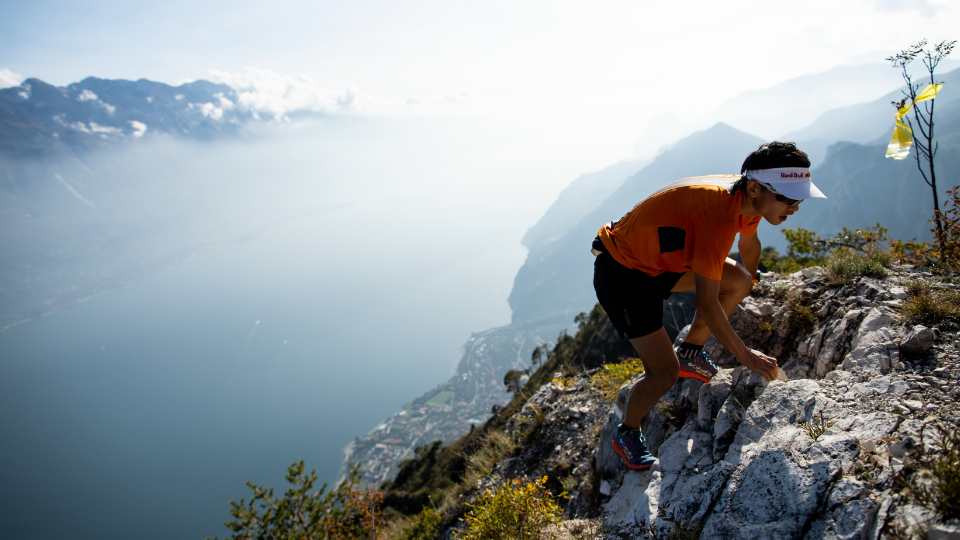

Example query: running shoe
[612,424,657,469]
[677,347,719,382]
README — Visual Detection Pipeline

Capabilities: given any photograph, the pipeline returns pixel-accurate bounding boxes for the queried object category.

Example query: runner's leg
[621,327,681,428]
[672,258,752,347]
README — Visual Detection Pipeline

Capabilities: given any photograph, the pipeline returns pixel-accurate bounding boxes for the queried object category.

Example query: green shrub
[782,227,828,267]
[454,477,562,540]
[761,248,804,275]
[589,358,645,400]
[762,224,894,278]
[396,507,443,540]
[938,186,960,269]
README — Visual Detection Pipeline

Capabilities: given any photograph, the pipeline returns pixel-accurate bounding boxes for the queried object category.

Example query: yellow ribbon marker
[886,83,943,160]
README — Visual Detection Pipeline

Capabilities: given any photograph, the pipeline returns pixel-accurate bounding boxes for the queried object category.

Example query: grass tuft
[900,280,960,328]
[798,410,835,441]
[461,431,517,487]
[823,249,890,286]
[771,281,792,300]
[786,292,816,330]
[898,423,960,521]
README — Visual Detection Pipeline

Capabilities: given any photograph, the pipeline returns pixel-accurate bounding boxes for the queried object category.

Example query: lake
[0,117,576,540]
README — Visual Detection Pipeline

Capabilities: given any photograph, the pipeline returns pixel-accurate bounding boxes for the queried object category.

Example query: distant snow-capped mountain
[0,76,310,155]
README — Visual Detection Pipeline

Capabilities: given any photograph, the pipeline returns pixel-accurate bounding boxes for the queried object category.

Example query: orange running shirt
[597,175,761,281]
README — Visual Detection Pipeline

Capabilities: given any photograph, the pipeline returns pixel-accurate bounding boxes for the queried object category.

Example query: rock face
[468,264,960,540]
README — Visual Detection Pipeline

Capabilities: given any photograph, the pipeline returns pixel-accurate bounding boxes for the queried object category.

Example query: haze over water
[0,116,569,540]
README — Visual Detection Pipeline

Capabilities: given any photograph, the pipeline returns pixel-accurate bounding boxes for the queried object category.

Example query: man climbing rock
[591,142,826,469]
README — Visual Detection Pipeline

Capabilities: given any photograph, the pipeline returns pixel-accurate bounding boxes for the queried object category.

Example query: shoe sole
[612,440,655,470]
[679,369,713,383]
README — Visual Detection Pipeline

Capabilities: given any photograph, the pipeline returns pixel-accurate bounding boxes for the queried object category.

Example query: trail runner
[592,142,826,469]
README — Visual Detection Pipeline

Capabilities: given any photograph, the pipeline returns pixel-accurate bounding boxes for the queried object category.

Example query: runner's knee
[647,364,680,391]
[721,260,753,300]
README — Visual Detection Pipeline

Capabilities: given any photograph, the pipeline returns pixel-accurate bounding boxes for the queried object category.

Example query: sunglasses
[758,181,801,206]
[774,193,802,206]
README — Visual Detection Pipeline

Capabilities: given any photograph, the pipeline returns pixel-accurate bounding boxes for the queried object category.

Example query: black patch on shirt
[658,226,686,253]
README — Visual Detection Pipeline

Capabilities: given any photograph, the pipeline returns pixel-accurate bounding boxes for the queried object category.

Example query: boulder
[900,325,935,357]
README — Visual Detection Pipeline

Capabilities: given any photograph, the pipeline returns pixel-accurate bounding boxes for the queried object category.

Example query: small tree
[530,344,547,369]
[211,462,381,540]
[886,39,956,250]
[503,369,529,396]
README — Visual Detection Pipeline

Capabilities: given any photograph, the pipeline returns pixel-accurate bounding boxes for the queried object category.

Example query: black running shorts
[593,251,685,339]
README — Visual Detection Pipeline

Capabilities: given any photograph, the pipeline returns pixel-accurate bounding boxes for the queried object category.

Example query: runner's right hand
[737,348,779,380]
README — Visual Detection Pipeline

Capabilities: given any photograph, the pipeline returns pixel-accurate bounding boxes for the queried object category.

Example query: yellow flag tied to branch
[886,83,943,159]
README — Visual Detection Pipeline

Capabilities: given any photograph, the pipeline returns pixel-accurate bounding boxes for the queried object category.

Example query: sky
[3,0,959,173]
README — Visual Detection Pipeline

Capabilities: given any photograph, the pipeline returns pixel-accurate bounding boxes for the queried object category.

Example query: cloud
[210,67,377,120]
[128,121,148,137]
[214,93,234,110]
[207,67,472,121]
[77,89,99,102]
[76,89,117,114]
[87,122,122,136]
[191,102,224,120]
[0,68,24,89]
[53,115,123,138]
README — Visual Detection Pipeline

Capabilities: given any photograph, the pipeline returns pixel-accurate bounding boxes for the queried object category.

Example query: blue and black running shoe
[677,347,719,382]
[612,424,657,469]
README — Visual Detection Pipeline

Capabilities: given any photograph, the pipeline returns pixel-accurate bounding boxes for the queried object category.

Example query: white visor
[744,167,826,200]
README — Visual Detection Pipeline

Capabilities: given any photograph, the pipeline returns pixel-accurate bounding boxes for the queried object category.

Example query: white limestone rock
[700,449,840,539]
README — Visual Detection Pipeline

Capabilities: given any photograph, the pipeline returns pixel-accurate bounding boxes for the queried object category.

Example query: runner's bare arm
[738,233,761,277]
[693,272,779,380]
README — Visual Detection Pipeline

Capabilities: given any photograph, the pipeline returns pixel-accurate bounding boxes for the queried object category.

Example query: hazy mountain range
[512,65,960,330]
[630,59,960,161]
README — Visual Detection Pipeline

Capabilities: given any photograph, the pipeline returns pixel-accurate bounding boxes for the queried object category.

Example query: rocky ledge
[451,264,959,539]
